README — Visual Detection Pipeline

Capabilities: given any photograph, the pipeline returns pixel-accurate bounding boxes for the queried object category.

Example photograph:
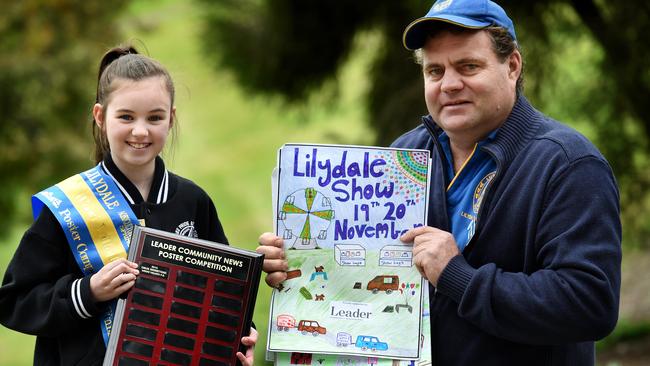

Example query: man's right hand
[256,232,288,288]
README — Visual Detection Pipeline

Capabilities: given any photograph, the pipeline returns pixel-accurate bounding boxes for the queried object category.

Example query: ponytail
[95,46,139,103]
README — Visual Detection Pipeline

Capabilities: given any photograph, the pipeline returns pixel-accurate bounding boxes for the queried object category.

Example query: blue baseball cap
[403,0,516,50]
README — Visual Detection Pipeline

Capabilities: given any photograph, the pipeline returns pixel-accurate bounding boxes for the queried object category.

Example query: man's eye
[427,68,443,79]
[463,64,479,71]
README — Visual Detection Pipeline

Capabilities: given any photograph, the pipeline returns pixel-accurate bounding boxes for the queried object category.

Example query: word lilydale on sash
[32,164,140,345]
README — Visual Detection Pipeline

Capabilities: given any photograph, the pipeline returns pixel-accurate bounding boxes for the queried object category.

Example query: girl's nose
[131,121,149,137]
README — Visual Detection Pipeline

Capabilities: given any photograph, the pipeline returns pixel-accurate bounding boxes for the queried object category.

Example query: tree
[198,0,650,246]
[0,0,127,226]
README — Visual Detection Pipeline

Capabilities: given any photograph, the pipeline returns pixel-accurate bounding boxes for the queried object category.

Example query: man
[258,0,621,364]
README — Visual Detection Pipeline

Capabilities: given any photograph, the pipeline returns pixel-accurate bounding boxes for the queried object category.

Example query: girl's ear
[93,103,104,128]
[169,106,176,130]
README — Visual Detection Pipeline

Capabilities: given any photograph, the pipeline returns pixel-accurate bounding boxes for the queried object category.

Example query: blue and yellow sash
[32,164,139,345]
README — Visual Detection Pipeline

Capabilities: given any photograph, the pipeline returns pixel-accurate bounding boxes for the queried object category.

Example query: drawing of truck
[276,314,296,331]
[366,275,399,294]
[297,320,326,336]
[355,335,389,351]
[336,332,352,347]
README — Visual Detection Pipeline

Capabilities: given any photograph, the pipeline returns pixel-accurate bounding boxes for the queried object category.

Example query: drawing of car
[297,320,326,336]
[355,335,389,351]
[336,332,352,347]
[276,314,296,331]
[366,275,399,294]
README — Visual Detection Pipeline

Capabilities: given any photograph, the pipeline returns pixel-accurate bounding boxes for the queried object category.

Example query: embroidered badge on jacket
[175,220,198,238]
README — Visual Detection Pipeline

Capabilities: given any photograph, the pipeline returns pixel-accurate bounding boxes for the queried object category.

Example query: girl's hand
[89,258,139,302]
[236,327,258,366]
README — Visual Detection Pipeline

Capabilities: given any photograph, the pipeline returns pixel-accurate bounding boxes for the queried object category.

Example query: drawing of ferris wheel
[278,188,335,249]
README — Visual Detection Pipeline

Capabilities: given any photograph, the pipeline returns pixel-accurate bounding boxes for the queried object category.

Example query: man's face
[421,29,520,143]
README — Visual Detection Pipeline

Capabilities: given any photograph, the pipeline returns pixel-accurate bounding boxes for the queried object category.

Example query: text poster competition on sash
[268,144,430,360]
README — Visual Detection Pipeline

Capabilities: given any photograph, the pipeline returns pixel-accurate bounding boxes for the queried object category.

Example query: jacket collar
[483,95,541,165]
[99,155,169,205]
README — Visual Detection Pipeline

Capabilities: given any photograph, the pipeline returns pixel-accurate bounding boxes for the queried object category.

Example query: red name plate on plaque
[103,226,263,366]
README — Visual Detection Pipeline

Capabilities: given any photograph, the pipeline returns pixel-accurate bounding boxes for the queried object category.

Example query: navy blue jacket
[392,96,621,365]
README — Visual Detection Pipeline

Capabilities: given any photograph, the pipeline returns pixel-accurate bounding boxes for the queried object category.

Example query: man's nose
[440,69,463,93]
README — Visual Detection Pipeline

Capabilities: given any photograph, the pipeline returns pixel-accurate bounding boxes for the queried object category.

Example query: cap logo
[432,0,453,12]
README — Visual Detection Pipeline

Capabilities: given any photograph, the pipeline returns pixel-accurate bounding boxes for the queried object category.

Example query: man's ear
[508,50,522,82]
[93,103,104,128]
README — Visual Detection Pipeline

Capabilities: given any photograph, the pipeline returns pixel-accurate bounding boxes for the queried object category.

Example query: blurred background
[1,0,649,365]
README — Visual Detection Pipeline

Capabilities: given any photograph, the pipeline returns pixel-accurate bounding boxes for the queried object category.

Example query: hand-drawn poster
[273,284,432,365]
[267,144,430,360]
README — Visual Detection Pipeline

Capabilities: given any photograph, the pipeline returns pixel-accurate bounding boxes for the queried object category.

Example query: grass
[0,228,36,365]
[0,1,374,364]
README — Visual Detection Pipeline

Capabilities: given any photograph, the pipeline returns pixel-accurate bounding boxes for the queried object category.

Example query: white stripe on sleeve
[71,279,91,319]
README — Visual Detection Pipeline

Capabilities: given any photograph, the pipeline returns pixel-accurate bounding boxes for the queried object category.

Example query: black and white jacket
[0,155,228,365]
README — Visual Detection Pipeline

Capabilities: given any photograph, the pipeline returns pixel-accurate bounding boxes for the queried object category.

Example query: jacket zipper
[422,121,502,289]
[462,147,501,255]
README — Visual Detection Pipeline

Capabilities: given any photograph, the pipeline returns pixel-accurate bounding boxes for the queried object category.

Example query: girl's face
[94,76,175,173]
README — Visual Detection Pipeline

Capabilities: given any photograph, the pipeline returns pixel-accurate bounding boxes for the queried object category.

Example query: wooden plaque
[104,226,263,366]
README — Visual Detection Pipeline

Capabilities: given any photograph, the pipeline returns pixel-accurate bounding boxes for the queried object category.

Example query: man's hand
[401,226,460,286]
[89,258,139,302]
[256,232,288,288]
[236,327,258,366]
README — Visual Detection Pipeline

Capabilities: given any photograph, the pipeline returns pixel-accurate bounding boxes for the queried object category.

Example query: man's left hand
[401,226,460,286]
[236,327,258,366]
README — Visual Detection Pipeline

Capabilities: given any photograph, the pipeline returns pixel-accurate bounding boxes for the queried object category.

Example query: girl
[0,46,256,365]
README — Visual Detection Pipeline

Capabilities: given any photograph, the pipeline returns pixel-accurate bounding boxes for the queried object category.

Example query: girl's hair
[92,45,176,164]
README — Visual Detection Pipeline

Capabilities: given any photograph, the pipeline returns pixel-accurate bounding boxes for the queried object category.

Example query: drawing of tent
[379,245,413,267]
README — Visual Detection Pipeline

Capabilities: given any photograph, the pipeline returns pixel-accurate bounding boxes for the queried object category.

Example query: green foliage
[197,0,428,145]
[597,319,650,350]
[197,0,373,101]
[0,0,128,227]
[197,0,650,247]
[505,0,650,246]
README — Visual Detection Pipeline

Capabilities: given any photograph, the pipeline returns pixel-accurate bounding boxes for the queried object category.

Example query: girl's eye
[118,115,133,121]
[148,115,164,122]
